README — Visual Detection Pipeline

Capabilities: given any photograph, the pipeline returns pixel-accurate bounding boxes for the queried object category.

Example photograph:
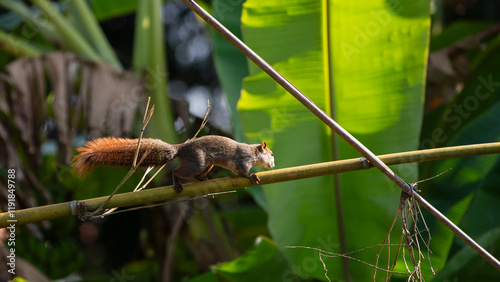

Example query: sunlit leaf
[234,0,430,280]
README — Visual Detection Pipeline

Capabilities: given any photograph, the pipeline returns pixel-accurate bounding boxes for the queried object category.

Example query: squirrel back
[72,137,177,177]
[72,135,274,193]
[175,135,274,170]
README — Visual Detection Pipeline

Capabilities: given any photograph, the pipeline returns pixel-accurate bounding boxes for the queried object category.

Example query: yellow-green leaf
[236,0,430,280]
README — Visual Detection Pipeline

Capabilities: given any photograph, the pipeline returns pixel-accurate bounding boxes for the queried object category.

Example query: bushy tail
[72,137,177,177]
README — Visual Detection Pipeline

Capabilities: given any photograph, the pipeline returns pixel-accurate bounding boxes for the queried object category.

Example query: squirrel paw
[174,183,184,194]
[249,173,260,184]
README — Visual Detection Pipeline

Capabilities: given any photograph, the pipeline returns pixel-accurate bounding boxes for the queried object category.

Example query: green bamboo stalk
[132,0,176,142]
[2,142,500,228]
[132,0,151,72]
[0,29,41,56]
[66,0,122,69]
[0,0,59,44]
[30,0,102,62]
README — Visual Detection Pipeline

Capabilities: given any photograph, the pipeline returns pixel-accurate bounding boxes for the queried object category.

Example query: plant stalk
[180,0,500,271]
[66,0,122,69]
[2,142,500,226]
[0,29,41,56]
[30,0,102,62]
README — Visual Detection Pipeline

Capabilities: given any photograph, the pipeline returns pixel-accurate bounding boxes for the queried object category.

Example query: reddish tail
[72,137,176,177]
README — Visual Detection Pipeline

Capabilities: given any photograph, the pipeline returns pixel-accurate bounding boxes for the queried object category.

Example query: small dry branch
[77,97,155,219]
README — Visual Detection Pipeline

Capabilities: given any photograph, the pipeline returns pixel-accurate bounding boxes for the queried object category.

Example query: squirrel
[72,135,275,193]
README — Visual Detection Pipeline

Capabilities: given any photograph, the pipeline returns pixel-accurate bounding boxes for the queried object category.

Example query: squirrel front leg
[235,165,260,184]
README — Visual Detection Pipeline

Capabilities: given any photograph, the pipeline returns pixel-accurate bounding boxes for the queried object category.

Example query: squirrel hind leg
[195,165,214,181]
[172,170,184,194]
[172,164,212,193]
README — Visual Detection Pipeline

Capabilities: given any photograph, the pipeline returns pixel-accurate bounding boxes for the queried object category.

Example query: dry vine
[76,99,214,220]
[289,171,454,281]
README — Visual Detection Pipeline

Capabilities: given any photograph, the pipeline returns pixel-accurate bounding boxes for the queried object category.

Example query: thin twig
[401,195,419,277]
[191,100,211,140]
[87,149,151,218]
[180,0,500,271]
[377,173,444,282]
[415,201,435,275]
[134,167,155,192]
[143,164,166,188]
[373,204,400,281]
[92,190,237,217]
[412,168,452,185]
[133,97,154,167]
[318,252,332,282]
[388,229,407,281]
[287,245,409,275]
[86,98,155,218]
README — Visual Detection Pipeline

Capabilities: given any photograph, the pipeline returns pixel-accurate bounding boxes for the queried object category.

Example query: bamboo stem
[2,142,500,227]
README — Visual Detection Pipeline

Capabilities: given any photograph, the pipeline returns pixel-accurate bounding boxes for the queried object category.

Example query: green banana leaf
[211,236,291,281]
[423,100,500,280]
[433,227,500,281]
[418,21,500,280]
[222,0,432,280]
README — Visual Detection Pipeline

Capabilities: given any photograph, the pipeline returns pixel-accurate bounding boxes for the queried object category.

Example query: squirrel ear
[261,141,267,150]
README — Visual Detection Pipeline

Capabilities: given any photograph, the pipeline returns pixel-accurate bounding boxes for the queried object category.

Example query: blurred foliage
[0,0,499,281]
[211,236,290,281]
[15,218,84,278]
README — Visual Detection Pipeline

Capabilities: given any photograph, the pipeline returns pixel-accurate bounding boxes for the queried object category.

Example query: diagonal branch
[180,0,500,270]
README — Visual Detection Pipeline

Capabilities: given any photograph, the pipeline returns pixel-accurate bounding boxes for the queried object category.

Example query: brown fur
[72,135,274,193]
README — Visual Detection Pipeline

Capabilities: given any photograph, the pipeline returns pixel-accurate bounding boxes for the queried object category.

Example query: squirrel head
[256,141,275,169]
